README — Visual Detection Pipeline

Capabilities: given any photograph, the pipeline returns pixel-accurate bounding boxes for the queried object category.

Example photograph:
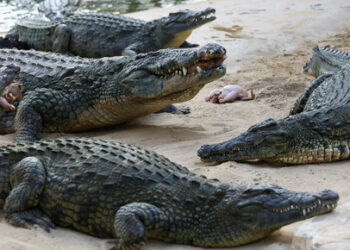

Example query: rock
[291,202,350,250]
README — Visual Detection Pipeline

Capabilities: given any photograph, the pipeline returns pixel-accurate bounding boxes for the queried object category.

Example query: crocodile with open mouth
[0,43,226,142]
[4,6,216,57]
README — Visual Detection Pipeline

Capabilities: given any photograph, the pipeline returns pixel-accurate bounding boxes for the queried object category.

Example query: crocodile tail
[38,0,82,20]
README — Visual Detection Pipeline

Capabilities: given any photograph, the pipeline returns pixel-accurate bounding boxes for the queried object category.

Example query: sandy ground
[1,0,350,249]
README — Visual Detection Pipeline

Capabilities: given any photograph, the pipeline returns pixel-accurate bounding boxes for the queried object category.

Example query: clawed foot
[156,105,191,114]
[108,239,145,250]
[179,41,199,48]
[179,107,191,114]
[5,208,56,232]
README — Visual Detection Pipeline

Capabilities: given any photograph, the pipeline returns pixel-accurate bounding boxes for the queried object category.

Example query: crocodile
[0,43,226,142]
[4,7,216,57]
[303,45,350,77]
[0,137,339,249]
[198,50,350,164]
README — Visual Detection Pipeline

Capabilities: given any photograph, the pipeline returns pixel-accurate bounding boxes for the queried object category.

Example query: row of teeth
[271,200,336,215]
[155,66,202,77]
[188,13,214,22]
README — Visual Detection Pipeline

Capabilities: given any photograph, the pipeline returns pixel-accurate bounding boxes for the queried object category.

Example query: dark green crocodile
[303,45,350,77]
[198,47,350,164]
[4,7,215,57]
[0,138,339,249]
[0,43,226,142]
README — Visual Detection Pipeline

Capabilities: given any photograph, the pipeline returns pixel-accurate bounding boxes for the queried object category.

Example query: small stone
[291,202,350,250]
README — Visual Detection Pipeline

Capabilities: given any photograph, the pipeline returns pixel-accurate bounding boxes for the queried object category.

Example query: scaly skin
[198,62,350,164]
[0,138,339,249]
[304,45,350,77]
[0,43,226,142]
[7,8,216,57]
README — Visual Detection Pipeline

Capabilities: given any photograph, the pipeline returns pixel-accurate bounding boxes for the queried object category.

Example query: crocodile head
[198,117,306,164]
[114,43,226,113]
[208,183,338,247]
[150,7,216,48]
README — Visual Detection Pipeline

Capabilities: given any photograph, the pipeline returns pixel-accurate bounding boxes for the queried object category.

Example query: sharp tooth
[182,67,187,76]
[302,209,306,216]
[196,66,202,73]
[318,200,321,205]
[168,69,171,73]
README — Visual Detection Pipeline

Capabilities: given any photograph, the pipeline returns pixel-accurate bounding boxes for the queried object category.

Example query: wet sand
[1,0,350,249]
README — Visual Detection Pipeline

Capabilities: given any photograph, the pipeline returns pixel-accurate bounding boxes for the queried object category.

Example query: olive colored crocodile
[303,45,350,77]
[4,7,215,57]
[198,47,350,164]
[0,43,226,142]
[0,138,339,249]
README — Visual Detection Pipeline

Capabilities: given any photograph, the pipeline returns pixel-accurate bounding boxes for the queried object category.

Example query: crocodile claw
[5,208,56,232]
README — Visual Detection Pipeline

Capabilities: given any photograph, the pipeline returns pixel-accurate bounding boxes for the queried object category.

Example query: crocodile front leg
[14,96,43,142]
[52,24,71,53]
[14,88,87,142]
[4,156,56,232]
[114,202,169,250]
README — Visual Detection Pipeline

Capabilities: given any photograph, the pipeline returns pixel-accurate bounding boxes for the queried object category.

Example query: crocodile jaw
[229,185,338,246]
[121,43,226,103]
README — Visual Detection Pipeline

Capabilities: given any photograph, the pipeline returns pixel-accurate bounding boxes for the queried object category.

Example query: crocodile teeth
[196,66,202,73]
[302,209,306,216]
[183,67,187,76]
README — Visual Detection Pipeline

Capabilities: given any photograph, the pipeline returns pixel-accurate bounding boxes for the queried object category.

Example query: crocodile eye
[248,119,277,132]
[263,189,276,195]
[243,188,276,196]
